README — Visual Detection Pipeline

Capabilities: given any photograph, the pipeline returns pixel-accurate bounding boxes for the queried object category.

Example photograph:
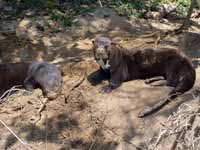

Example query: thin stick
[0,86,31,104]
[0,85,21,99]
[171,104,200,150]
[98,0,103,7]
[88,122,104,150]
[0,119,37,150]
[64,73,86,103]
[34,98,48,124]
[89,115,107,150]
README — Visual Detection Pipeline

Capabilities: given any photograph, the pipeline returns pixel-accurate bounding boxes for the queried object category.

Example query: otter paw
[91,77,102,85]
[144,79,151,84]
[24,91,33,96]
[100,85,113,94]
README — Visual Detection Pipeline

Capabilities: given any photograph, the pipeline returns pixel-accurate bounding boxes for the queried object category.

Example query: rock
[145,3,178,20]
[0,0,6,9]
[16,18,32,38]
[0,33,6,40]
[191,9,200,18]
[18,18,32,30]
[42,36,53,47]
[145,11,162,20]
[4,6,13,11]
[0,20,18,33]
[159,3,177,14]
[93,7,117,18]
[25,10,36,17]
[16,18,42,41]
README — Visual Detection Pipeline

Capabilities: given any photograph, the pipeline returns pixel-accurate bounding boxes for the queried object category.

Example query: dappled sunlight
[0,1,200,149]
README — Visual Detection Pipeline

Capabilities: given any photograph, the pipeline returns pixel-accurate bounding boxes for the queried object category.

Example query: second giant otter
[0,61,63,99]
[92,36,196,117]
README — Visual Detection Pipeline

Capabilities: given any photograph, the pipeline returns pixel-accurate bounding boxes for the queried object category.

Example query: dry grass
[149,96,200,150]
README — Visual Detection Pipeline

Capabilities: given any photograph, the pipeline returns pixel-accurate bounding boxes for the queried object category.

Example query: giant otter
[0,61,63,99]
[24,62,63,99]
[92,36,196,117]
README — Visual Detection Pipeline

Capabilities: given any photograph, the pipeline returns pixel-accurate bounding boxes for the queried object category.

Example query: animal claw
[144,79,150,84]
[100,85,113,94]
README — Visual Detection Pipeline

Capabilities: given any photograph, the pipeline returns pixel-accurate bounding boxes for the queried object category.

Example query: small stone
[93,7,117,18]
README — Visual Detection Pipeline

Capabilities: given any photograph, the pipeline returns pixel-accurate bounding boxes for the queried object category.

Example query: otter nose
[97,47,105,54]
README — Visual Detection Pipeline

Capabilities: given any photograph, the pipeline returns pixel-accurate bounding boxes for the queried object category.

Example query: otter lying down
[0,61,63,99]
[92,37,196,117]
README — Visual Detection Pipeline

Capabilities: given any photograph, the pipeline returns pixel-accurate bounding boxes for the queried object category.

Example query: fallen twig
[33,98,48,124]
[0,85,31,104]
[0,85,21,100]
[150,97,200,150]
[89,116,105,150]
[139,31,159,38]
[64,72,86,103]
[98,0,103,7]
[0,119,38,150]
[153,129,167,149]
[171,104,200,150]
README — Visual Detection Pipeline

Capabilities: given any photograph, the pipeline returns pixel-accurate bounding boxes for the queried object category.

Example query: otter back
[0,62,30,92]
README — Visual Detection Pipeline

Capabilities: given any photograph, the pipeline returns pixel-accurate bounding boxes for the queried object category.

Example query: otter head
[92,37,112,70]
[44,78,63,100]
[44,71,63,100]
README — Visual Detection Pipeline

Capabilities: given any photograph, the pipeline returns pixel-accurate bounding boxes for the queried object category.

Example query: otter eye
[104,45,108,49]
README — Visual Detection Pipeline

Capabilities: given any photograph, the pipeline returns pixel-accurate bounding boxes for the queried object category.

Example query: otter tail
[138,93,179,118]
[138,71,195,117]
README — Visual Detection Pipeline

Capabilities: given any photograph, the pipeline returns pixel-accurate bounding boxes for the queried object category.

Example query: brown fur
[92,37,196,117]
[0,62,63,99]
[0,62,30,93]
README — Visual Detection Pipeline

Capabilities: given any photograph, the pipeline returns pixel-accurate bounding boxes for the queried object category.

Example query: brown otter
[0,62,30,93]
[92,36,196,117]
[0,61,63,99]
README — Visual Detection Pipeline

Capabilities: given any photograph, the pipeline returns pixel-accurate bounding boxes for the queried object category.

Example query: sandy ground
[0,8,200,150]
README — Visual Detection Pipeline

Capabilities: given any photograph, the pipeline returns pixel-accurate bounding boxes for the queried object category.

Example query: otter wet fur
[92,36,196,118]
[0,62,63,99]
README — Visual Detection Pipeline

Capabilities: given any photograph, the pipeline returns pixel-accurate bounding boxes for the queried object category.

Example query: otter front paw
[100,85,113,94]
[144,79,151,84]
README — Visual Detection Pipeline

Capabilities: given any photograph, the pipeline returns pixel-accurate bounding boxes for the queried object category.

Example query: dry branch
[171,102,200,150]
[0,119,38,150]
[98,0,103,7]
[151,98,200,150]
[33,98,48,124]
[64,72,86,103]
[0,85,31,104]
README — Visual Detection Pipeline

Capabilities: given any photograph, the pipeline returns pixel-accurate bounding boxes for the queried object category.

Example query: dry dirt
[0,8,200,150]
